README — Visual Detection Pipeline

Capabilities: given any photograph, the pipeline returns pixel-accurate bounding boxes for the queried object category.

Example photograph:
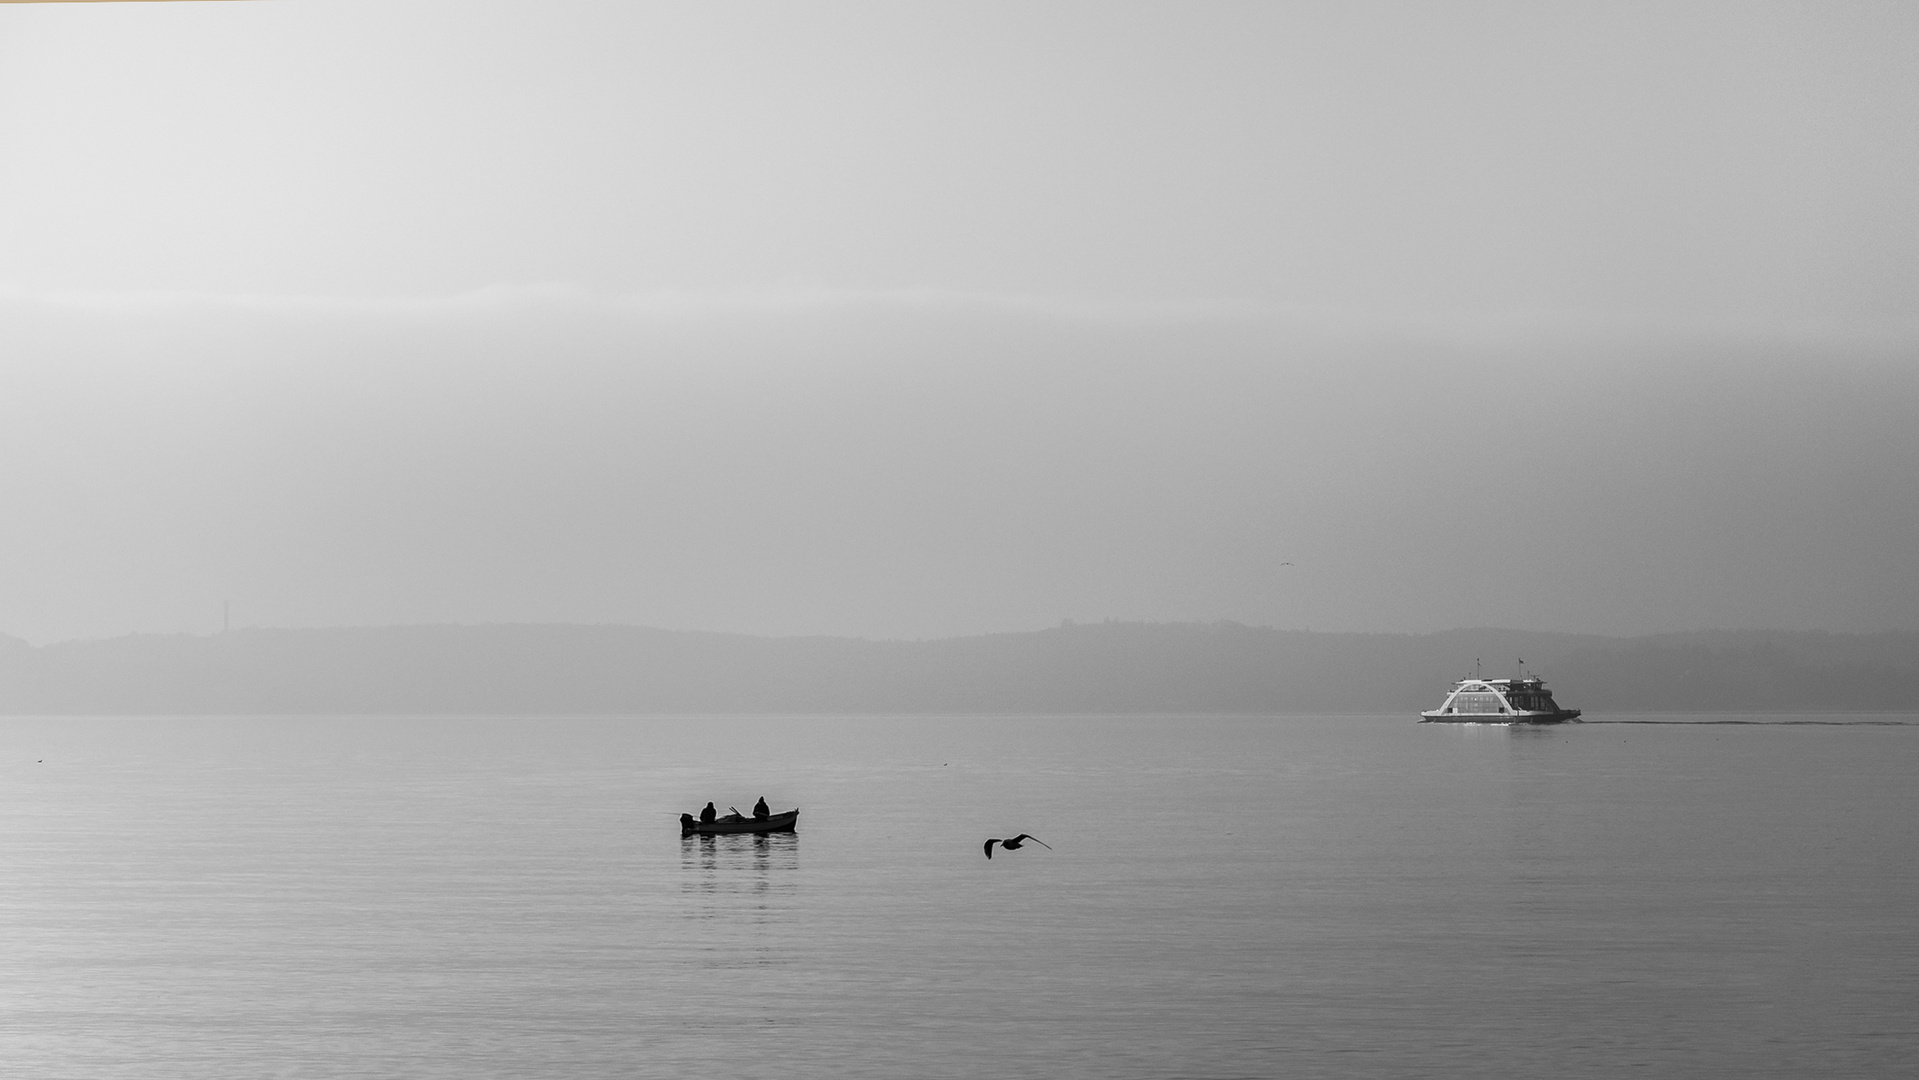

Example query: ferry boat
[1419,676,1581,724]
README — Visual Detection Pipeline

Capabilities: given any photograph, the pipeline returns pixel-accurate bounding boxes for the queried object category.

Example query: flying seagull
[983,834,1052,859]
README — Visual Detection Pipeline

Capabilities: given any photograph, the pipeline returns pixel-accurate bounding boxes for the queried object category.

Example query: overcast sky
[1,1,1915,643]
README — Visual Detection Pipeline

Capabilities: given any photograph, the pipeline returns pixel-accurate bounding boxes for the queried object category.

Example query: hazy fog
[3,293,1913,643]
[2,3,1915,643]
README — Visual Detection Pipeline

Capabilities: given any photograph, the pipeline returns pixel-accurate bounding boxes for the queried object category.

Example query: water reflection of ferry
[1419,676,1581,724]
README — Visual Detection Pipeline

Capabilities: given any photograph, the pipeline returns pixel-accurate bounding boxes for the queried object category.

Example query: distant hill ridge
[0,622,1914,715]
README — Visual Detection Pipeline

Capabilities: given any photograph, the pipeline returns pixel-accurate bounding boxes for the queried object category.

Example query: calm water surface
[1,714,1915,1078]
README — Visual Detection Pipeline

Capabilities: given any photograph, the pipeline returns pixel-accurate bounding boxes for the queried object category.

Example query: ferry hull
[1419,709,1582,724]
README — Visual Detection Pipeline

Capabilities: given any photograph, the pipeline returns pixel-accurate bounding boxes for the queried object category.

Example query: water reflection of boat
[680,829,798,948]
[681,809,799,835]
[1419,677,1581,724]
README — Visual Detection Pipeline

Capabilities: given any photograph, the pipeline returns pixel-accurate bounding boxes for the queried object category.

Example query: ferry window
[1454,693,1502,714]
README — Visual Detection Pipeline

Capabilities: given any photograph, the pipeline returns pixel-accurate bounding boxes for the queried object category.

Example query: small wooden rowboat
[682,809,799,835]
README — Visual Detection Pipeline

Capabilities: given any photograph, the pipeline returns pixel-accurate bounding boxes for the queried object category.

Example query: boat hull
[1419,709,1582,724]
[682,809,799,835]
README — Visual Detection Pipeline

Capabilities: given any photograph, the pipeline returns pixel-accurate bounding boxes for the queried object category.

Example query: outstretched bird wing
[983,839,999,858]
[1018,835,1053,849]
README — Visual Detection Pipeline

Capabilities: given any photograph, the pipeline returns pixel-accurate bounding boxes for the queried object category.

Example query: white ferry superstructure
[1419,676,1581,724]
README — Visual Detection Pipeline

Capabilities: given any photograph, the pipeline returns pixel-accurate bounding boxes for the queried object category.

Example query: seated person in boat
[700,802,717,824]
[753,796,770,820]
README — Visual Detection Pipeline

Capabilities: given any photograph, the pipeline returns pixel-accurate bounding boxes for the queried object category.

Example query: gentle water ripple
[1,714,1915,1078]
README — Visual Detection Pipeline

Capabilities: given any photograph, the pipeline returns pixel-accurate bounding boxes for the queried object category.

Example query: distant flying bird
[983,834,1052,859]
[1280,562,1294,566]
